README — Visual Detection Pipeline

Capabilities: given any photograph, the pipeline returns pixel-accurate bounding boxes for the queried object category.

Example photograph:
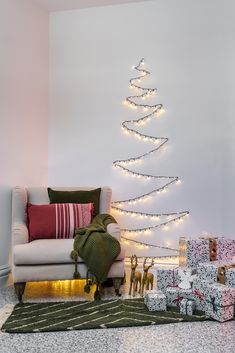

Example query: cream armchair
[12,186,125,302]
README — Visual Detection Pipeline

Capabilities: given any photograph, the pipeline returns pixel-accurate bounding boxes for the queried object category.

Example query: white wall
[49,0,235,257]
[0,0,49,283]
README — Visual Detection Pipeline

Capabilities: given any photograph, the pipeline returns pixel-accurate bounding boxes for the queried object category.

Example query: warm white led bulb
[145,229,151,235]
[159,107,165,115]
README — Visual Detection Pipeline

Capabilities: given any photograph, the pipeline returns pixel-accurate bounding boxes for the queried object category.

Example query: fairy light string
[125,256,179,264]
[122,237,179,252]
[112,58,189,252]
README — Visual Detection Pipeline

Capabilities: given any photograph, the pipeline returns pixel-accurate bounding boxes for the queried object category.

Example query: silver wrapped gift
[156,267,195,292]
[197,260,235,284]
[179,298,195,316]
[144,290,163,304]
[145,291,167,311]
[192,277,211,311]
[165,287,193,307]
[225,268,235,287]
[156,268,179,292]
[179,237,210,267]
[216,239,235,261]
[205,283,235,322]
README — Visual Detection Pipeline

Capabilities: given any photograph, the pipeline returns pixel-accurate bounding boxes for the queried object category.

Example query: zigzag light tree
[112,58,189,262]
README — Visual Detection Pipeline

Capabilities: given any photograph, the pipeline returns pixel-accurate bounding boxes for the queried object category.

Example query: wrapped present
[199,236,218,261]
[192,276,210,311]
[197,262,220,284]
[165,287,192,307]
[144,290,162,304]
[197,260,235,285]
[199,236,235,261]
[156,268,179,292]
[224,267,235,287]
[179,237,210,267]
[205,283,235,322]
[216,239,235,261]
[156,267,195,292]
[145,291,167,311]
[216,264,235,287]
[179,298,195,316]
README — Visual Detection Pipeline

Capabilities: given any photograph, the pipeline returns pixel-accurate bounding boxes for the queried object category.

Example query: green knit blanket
[71,214,121,294]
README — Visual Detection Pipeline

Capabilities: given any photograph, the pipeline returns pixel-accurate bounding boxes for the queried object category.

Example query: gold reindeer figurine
[140,257,154,296]
[129,255,142,297]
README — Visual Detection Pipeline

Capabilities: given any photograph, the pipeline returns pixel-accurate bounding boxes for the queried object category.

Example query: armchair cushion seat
[14,239,125,265]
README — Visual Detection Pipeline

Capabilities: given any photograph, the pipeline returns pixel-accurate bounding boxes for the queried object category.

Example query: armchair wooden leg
[113,278,123,297]
[14,283,26,303]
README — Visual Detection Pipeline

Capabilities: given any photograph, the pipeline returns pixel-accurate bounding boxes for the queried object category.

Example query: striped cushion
[27,203,93,242]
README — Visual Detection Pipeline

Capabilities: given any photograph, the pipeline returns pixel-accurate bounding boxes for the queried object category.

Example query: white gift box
[179,238,210,267]
[197,260,235,284]
[191,277,212,311]
[179,298,195,316]
[156,267,195,292]
[197,262,220,284]
[205,283,235,322]
[144,290,163,304]
[216,239,235,261]
[156,268,179,292]
[179,237,235,267]
[165,287,193,307]
[145,291,167,311]
[225,268,235,287]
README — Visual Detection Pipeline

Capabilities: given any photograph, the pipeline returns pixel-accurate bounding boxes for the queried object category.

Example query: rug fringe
[0,304,14,332]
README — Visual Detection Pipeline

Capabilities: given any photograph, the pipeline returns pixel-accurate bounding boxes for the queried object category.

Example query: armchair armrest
[12,223,29,246]
[107,223,121,242]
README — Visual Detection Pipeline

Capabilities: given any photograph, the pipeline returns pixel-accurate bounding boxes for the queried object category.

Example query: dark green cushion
[47,188,101,217]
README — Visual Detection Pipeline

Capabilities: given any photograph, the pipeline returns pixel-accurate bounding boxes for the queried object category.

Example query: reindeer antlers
[131,254,138,267]
[143,257,154,270]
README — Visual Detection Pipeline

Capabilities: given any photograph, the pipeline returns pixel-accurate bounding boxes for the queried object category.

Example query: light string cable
[112,58,189,251]
[125,255,179,263]
[122,236,179,251]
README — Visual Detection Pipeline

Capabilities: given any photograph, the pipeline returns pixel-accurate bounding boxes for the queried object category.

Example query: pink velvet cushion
[27,203,93,242]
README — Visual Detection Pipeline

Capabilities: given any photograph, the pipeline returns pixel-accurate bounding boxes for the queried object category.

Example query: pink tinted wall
[0,0,49,283]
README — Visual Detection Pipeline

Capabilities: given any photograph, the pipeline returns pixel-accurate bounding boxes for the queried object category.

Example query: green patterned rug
[1,298,207,333]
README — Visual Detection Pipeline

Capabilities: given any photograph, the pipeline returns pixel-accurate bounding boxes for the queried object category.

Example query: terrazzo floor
[0,267,234,353]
